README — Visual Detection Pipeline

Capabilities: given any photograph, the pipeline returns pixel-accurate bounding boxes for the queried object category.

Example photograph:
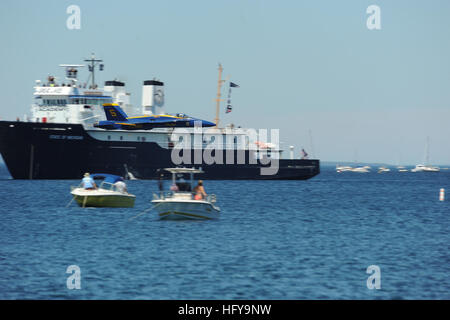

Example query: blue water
[0,166,449,299]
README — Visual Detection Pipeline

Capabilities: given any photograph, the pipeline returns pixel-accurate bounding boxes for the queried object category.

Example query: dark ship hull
[0,121,320,180]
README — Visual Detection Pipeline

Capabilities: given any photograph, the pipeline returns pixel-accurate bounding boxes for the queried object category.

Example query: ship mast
[214,63,224,128]
[84,53,103,89]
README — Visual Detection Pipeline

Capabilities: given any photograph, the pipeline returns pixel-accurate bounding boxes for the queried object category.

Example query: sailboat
[411,137,440,172]
[350,149,370,173]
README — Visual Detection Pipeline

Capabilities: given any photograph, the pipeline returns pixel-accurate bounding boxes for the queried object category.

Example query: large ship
[0,55,319,180]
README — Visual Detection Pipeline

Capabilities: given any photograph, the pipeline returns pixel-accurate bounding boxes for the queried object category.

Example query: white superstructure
[142,80,165,115]
[32,57,117,128]
[27,55,284,156]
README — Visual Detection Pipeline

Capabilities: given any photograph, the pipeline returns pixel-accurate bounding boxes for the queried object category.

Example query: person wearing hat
[81,172,97,190]
[193,180,207,200]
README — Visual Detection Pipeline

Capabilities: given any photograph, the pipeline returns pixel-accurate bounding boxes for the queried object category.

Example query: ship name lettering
[49,135,83,140]
[39,107,65,112]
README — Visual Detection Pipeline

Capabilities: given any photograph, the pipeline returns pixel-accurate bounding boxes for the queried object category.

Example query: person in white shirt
[114,178,128,194]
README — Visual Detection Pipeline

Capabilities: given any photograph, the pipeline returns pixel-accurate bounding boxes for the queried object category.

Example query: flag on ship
[226,82,239,113]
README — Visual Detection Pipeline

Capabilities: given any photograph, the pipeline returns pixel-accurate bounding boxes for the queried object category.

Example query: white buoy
[439,188,445,201]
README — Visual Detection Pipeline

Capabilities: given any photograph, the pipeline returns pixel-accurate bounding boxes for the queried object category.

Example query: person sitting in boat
[193,180,207,200]
[170,183,179,191]
[81,172,97,190]
[114,178,128,194]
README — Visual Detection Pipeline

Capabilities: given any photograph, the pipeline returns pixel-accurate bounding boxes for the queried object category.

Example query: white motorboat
[336,165,353,173]
[378,166,390,173]
[151,168,220,220]
[70,173,136,207]
[352,166,370,173]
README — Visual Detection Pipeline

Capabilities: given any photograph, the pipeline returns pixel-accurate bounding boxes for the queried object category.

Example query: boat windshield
[169,173,193,192]
[99,181,119,191]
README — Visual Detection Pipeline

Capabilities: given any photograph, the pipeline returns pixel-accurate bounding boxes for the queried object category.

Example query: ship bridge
[30,56,123,126]
[32,83,114,125]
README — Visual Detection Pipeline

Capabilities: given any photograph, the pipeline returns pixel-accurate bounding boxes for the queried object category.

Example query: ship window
[142,137,146,142]
[107,135,111,140]
[120,136,123,140]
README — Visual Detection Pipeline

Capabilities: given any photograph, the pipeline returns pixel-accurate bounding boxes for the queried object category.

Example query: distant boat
[378,167,390,173]
[411,164,440,172]
[336,164,371,173]
[336,165,353,173]
[412,137,440,172]
[352,166,370,173]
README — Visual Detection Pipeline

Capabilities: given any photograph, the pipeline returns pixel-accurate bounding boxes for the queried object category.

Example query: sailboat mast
[214,63,224,128]
[425,136,430,165]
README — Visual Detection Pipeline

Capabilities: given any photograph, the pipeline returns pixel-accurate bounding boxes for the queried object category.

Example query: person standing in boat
[81,172,97,190]
[193,180,207,200]
[158,172,164,192]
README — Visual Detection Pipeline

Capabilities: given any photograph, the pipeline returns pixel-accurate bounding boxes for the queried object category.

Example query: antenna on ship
[214,63,224,128]
[84,53,104,89]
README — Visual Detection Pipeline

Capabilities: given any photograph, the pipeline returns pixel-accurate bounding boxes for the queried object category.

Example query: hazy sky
[1,0,449,164]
